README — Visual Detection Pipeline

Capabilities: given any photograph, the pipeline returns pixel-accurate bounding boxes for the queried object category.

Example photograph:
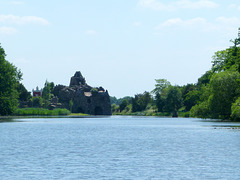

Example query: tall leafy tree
[152,79,171,95]
[0,44,22,115]
[164,86,183,117]
[42,80,54,108]
[209,70,240,119]
[211,28,240,73]
[132,92,152,112]
[16,83,31,102]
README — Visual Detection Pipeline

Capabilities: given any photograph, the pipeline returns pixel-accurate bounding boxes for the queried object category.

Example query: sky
[0,0,240,98]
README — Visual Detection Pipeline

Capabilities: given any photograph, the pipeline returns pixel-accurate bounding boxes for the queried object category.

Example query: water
[0,116,240,180]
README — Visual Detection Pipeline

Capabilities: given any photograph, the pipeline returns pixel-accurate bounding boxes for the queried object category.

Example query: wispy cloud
[11,1,24,5]
[227,4,240,10]
[156,17,207,29]
[133,22,142,27]
[156,16,240,33]
[139,0,218,11]
[0,15,49,25]
[86,30,97,35]
[0,26,18,35]
[216,17,240,24]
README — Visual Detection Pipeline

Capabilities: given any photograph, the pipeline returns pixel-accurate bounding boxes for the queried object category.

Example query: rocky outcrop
[52,71,112,115]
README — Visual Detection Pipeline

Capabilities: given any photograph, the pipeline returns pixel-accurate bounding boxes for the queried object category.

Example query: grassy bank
[14,108,71,116]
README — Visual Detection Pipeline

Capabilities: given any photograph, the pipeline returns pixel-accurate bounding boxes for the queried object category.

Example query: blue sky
[0,0,240,98]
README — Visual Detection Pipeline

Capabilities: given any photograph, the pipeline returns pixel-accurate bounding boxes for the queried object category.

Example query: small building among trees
[32,86,42,97]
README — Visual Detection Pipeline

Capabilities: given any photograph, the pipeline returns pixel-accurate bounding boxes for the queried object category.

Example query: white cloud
[86,30,97,35]
[227,4,240,10]
[228,4,237,9]
[11,1,24,5]
[133,22,142,27]
[139,0,218,11]
[157,17,206,29]
[0,26,17,35]
[0,15,49,25]
[156,17,240,34]
[216,17,240,25]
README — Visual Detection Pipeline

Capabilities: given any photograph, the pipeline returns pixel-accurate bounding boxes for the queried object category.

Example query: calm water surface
[0,116,240,180]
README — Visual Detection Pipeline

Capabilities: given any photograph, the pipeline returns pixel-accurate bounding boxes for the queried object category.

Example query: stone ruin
[52,71,112,115]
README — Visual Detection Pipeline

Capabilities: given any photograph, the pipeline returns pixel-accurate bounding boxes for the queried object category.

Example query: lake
[0,116,240,179]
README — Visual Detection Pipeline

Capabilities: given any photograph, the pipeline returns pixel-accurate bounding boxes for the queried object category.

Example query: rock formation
[52,71,112,115]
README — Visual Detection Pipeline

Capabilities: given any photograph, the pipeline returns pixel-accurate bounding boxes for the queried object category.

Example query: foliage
[110,96,132,105]
[190,101,210,118]
[42,80,55,108]
[0,44,22,115]
[164,86,183,116]
[208,70,240,119]
[14,108,71,116]
[16,83,31,101]
[231,97,240,121]
[211,28,240,73]
[31,97,43,108]
[119,99,129,112]
[197,70,214,86]
[132,91,152,112]
[111,104,120,113]
[155,93,165,112]
[90,88,98,95]
[152,79,171,95]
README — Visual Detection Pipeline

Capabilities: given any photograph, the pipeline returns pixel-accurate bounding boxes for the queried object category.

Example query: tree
[32,97,43,108]
[208,70,240,119]
[16,83,31,102]
[152,79,171,95]
[119,99,128,112]
[231,97,240,121]
[42,80,54,108]
[211,28,240,73]
[132,92,152,112]
[164,86,183,117]
[0,44,22,115]
[155,93,165,112]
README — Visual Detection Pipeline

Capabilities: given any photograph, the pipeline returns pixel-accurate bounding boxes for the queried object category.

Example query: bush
[14,108,71,116]
[231,97,240,121]
[190,101,210,118]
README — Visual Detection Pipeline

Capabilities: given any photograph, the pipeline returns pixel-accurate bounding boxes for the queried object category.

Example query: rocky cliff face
[52,71,112,115]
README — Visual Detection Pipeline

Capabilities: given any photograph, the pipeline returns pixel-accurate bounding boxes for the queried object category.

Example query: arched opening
[94,106,103,115]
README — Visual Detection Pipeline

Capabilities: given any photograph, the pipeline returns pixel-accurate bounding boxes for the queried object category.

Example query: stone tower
[53,71,112,115]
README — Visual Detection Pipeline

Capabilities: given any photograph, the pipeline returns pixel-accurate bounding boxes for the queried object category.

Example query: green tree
[211,28,240,73]
[0,44,22,115]
[42,80,54,108]
[231,97,240,121]
[164,86,183,117]
[32,97,43,108]
[16,83,31,101]
[155,93,165,112]
[119,99,128,112]
[152,79,171,95]
[208,70,240,119]
[132,92,152,112]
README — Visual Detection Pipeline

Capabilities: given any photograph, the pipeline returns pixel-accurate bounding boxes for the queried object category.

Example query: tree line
[111,28,240,121]
[0,44,56,115]
[1,28,240,120]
